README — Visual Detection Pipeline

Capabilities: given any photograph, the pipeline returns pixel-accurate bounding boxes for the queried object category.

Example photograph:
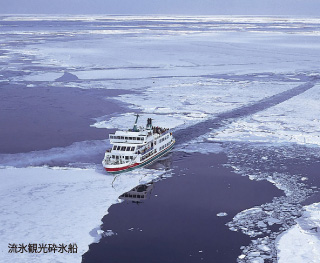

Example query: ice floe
[276,202,320,263]
[224,143,320,262]
[211,83,320,147]
[0,166,165,263]
[217,212,228,217]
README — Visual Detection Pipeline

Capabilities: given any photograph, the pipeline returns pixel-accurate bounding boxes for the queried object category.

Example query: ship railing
[137,145,153,155]
[141,149,157,161]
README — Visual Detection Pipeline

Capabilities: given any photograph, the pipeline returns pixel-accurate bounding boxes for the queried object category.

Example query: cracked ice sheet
[276,202,320,263]
[11,21,320,84]
[0,166,164,263]
[92,112,185,130]
[93,80,296,131]
[211,83,320,146]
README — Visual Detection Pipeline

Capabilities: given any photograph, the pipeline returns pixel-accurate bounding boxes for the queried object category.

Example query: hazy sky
[1,0,320,15]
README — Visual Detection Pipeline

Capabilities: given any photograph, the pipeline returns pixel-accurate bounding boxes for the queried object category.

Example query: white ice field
[1,15,320,262]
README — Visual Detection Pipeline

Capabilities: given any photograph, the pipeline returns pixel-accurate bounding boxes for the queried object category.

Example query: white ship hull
[102,116,175,173]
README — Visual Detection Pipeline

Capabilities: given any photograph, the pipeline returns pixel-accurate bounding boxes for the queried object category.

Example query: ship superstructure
[102,115,175,173]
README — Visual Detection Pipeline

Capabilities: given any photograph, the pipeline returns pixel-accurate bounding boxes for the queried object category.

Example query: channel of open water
[82,151,282,263]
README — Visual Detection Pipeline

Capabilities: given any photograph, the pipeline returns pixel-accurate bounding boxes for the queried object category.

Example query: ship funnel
[146,118,152,130]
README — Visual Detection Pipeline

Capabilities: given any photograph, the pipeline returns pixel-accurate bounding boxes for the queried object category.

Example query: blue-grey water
[82,152,283,263]
[0,84,133,153]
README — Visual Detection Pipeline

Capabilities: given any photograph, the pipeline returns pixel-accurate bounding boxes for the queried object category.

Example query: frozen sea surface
[224,143,320,262]
[276,202,320,263]
[1,15,320,263]
[0,166,164,263]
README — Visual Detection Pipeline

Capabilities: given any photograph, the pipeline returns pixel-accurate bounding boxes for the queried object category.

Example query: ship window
[116,156,119,159]
[113,145,116,150]
[121,136,124,139]
[129,137,132,140]
[126,147,130,151]
[117,146,121,150]
[110,135,113,139]
[131,147,135,151]
[121,146,126,151]
[133,137,136,140]
[125,156,129,160]
[130,156,133,159]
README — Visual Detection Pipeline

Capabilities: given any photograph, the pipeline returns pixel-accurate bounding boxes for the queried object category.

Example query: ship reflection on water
[119,183,154,203]
[83,153,284,263]
[118,153,172,204]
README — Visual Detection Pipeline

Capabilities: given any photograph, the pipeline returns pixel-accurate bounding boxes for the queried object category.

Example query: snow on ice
[211,83,320,147]
[225,143,320,263]
[0,166,164,263]
[276,202,320,263]
[217,212,228,217]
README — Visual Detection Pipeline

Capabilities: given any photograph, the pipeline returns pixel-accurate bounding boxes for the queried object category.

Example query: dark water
[296,161,320,206]
[0,84,131,153]
[82,152,282,263]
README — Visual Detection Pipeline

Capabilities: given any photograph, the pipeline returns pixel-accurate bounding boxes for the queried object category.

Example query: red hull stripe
[105,141,174,173]
[105,162,139,172]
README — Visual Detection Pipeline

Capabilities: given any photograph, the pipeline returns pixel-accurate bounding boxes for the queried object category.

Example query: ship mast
[133,114,140,132]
